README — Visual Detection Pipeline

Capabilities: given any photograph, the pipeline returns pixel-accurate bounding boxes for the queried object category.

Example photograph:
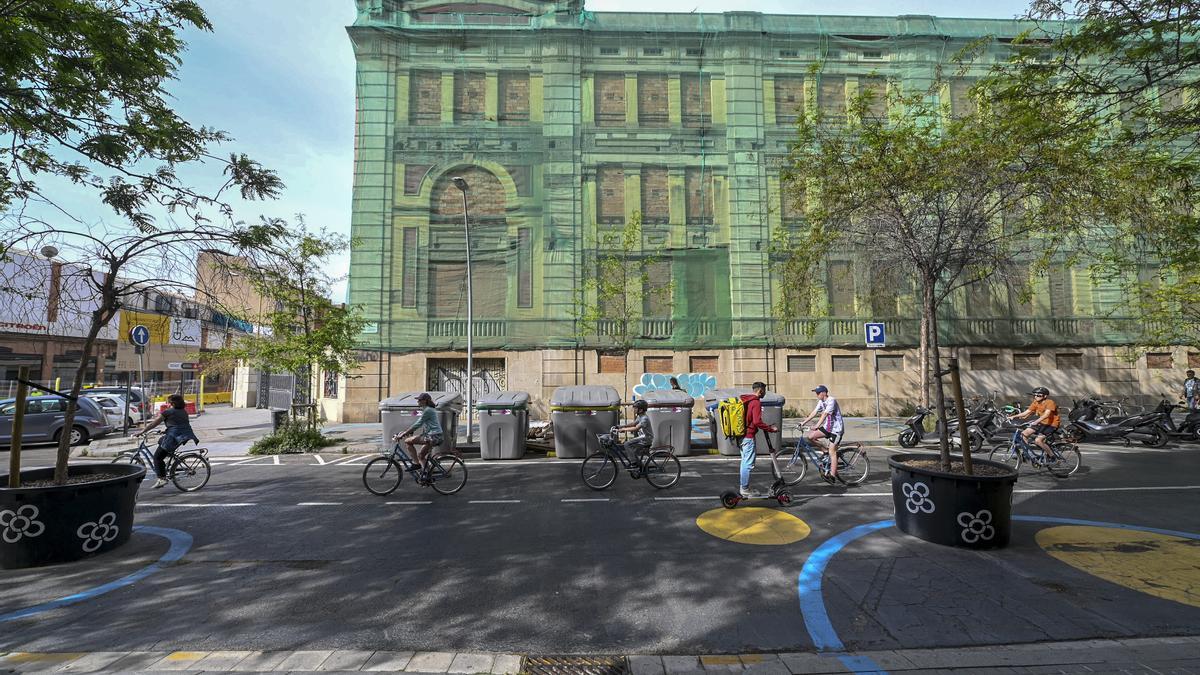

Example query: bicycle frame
[786,433,832,473]
[1002,428,1055,465]
[595,433,642,473]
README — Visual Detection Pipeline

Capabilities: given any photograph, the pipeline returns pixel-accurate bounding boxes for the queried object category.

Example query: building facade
[338,0,1194,422]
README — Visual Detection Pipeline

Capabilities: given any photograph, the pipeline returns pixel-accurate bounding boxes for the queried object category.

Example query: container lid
[549,385,620,410]
[640,390,695,407]
[476,391,530,410]
[379,391,464,411]
[703,388,785,408]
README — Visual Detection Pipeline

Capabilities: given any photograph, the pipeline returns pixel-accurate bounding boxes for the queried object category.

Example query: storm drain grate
[522,655,628,675]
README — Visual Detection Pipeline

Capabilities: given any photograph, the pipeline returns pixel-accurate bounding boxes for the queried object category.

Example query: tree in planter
[574,212,674,397]
[204,219,365,433]
[780,80,1118,473]
[0,0,281,485]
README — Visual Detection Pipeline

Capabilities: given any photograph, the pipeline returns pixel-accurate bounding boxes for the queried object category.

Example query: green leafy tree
[0,1,281,485]
[781,80,1118,472]
[206,219,365,429]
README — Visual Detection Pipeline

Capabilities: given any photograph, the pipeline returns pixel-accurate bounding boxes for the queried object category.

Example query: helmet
[632,400,648,412]
[1030,387,1050,396]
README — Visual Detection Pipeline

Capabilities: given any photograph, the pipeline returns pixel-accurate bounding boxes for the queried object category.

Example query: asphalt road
[3,441,1199,656]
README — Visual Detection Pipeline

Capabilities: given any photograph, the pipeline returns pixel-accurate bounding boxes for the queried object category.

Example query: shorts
[415,433,443,446]
[1030,424,1058,439]
[816,428,844,447]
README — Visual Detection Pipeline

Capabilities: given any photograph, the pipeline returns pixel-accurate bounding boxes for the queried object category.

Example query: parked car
[82,393,144,429]
[0,396,112,446]
[82,386,150,418]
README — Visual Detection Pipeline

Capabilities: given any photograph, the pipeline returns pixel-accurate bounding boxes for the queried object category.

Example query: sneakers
[739,486,752,498]
[151,478,169,489]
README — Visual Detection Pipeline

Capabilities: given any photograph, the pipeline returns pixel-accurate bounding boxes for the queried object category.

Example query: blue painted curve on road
[797,516,1200,675]
[0,525,192,623]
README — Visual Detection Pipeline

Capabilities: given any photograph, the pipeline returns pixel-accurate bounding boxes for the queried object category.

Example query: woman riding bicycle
[138,394,199,489]
[397,393,443,481]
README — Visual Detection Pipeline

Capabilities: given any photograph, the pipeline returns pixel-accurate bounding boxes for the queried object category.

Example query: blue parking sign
[864,322,886,348]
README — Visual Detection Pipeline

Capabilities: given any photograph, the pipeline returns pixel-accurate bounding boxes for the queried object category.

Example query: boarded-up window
[949,79,977,118]
[781,180,804,223]
[1159,85,1184,113]
[644,356,673,373]
[690,355,718,372]
[1190,352,1200,368]
[404,165,431,195]
[876,354,904,371]
[1049,267,1074,317]
[1147,352,1173,369]
[827,260,855,315]
[595,73,625,126]
[643,260,672,317]
[681,74,711,127]
[967,280,1006,317]
[599,353,625,373]
[506,165,531,197]
[597,166,624,223]
[454,72,486,122]
[787,355,816,372]
[517,228,532,307]
[638,74,669,127]
[832,355,860,372]
[774,76,804,124]
[971,353,999,370]
[428,261,506,318]
[1056,353,1083,370]
[641,167,669,223]
[411,71,442,125]
[498,72,529,124]
[818,75,846,121]
[1014,353,1041,370]
[685,167,713,224]
[402,228,418,307]
[859,76,887,119]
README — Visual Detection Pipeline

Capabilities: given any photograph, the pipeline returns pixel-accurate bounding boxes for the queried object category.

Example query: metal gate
[427,358,506,401]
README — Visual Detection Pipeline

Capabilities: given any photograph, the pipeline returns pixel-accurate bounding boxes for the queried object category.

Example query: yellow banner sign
[119,310,170,345]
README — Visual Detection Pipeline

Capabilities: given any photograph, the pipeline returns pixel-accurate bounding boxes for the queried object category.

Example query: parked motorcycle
[1156,400,1200,442]
[898,406,933,448]
[1064,398,1170,447]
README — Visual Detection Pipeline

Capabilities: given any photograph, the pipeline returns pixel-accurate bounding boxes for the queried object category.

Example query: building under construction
[333,0,1191,422]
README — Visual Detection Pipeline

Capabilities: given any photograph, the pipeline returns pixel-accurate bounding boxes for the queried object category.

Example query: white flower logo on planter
[957,509,995,544]
[77,512,120,553]
[902,481,935,514]
[0,505,46,544]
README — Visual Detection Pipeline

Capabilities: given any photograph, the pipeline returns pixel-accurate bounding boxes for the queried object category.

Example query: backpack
[717,397,747,439]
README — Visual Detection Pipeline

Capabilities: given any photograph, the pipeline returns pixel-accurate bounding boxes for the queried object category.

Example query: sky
[142,0,1034,300]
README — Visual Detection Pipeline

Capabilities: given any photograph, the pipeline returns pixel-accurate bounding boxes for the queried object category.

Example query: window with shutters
[1049,267,1074,317]
[641,167,669,224]
[599,47,619,56]
[859,76,887,119]
[774,76,804,125]
[643,356,673,373]
[876,354,904,371]
[598,353,625,373]
[454,72,486,122]
[595,73,626,127]
[681,74,711,127]
[1056,353,1083,370]
[597,166,625,224]
[971,353,999,370]
[818,75,846,121]
[402,228,418,307]
[1014,353,1041,370]
[410,71,442,125]
[517,228,532,307]
[638,74,669,127]
[643,47,663,56]
[690,355,718,372]
[643,260,672,318]
[832,355,860,372]
[787,355,816,372]
[1147,352,1173,369]
[827,260,855,315]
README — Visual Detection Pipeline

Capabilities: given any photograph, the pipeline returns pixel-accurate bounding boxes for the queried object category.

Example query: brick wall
[597,166,625,223]
[819,75,846,120]
[454,72,486,122]
[681,74,711,127]
[774,76,804,124]
[860,76,887,119]
[685,167,713,223]
[411,71,441,125]
[431,166,506,219]
[595,73,625,126]
[499,72,530,124]
[638,74,669,127]
[404,164,432,195]
[641,167,669,223]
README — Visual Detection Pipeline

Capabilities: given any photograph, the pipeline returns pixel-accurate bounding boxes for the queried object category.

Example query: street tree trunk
[919,308,931,407]
[54,309,110,484]
[924,276,952,472]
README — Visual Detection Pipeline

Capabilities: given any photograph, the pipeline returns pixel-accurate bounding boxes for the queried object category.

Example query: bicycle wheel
[1047,445,1081,478]
[170,455,211,492]
[835,448,870,486]
[780,448,808,486]
[428,455,467,495]
[643,450,681,489]
[581,451,618,490]
[988,444,1022,472]
[363,456,403,496]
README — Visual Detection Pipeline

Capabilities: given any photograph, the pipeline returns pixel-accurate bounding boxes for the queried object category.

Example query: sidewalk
[3,636,1197,673]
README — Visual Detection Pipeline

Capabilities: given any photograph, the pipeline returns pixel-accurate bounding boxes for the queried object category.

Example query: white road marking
[226,456,273,466]
[313,454,327,465]
[297,502,343,506]
[137,502,257,507]
[468,499,521,504]
[680,471,702,478]
[387,501,433,505]
[274,455,281,465]
[328,455,366,466]
[561,498,610,502]
[654,496,718,501]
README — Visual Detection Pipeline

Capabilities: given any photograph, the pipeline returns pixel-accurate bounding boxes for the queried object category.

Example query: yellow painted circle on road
[696,507,811,546]
[1037,526,1200,608]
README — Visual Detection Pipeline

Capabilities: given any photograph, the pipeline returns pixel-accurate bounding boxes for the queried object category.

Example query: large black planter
[888,453,1018,550]
[0,463,144,569]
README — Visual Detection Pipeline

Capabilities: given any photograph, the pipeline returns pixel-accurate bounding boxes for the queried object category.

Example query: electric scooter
[720,434,793,508]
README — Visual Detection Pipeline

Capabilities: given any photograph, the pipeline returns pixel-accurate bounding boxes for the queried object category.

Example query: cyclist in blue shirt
[398,393,443,480]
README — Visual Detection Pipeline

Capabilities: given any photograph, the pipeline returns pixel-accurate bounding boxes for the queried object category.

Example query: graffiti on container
[427,358,506,400]
[632,372,717,400]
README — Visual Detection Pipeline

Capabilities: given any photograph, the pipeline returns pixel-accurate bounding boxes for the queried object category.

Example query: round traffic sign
[130,325,151,347]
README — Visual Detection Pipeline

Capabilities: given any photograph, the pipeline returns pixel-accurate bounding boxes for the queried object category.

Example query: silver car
[0,396,112,446]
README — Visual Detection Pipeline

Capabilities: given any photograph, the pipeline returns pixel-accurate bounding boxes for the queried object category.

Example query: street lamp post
[451,176,474,444]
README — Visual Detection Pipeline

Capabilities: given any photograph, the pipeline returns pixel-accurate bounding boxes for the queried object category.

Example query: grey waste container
[704,388,786,456]
[642,390,695,456]
[549,385,620,459]
[379,391,463,455]
[477,391,530,460]
[270,408,288,432]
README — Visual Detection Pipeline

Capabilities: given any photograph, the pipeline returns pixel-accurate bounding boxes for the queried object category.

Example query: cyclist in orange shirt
[1008,386,1060,456]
